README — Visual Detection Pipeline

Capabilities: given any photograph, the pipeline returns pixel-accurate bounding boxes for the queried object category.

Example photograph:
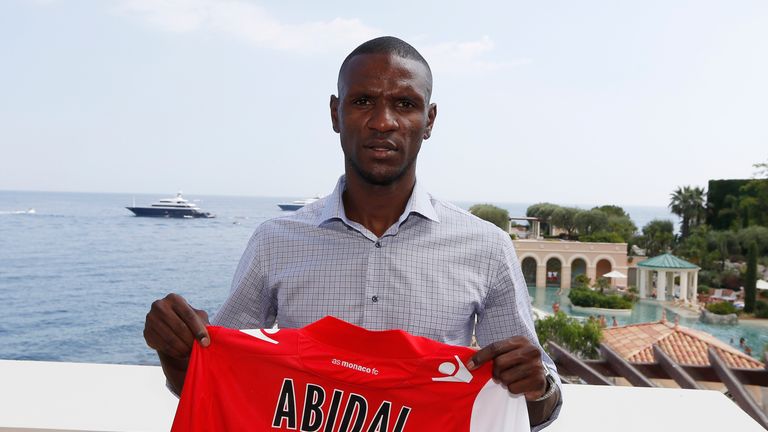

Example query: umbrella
[602,270,627,279]
[757,280,768,290]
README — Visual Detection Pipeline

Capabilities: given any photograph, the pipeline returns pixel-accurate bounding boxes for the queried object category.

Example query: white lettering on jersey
[431,355,473,383]
[241,328,280,345]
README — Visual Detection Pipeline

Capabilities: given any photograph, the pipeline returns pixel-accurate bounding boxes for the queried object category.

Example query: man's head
[337,36,433,102]
[330,36,437,187]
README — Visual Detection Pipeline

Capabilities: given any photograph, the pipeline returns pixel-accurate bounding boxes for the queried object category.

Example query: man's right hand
[143,293,210,394]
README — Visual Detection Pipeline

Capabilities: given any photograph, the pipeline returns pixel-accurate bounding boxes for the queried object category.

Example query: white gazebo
[637,253,700,304]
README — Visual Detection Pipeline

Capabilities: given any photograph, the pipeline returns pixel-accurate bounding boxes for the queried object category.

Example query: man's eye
[352,98,372,105]
[397,100,416,108]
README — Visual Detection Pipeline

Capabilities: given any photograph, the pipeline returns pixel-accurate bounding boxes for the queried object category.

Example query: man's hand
[143,293,210,394]
[466,336,547,400]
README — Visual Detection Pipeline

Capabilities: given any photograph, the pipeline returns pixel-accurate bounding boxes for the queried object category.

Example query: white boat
[277,197,319,211]
[126,193,214,218]
[0,208,36,215]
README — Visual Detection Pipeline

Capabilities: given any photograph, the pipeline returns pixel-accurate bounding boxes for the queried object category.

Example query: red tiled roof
[602,321,764,369]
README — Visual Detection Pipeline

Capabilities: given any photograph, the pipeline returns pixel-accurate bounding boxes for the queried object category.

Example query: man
[144,36,561,429]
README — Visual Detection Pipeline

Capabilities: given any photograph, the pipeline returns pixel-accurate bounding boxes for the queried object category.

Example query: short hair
[338,36,433,98]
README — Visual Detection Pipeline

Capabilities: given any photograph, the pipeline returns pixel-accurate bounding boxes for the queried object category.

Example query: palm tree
[669,186,706,239]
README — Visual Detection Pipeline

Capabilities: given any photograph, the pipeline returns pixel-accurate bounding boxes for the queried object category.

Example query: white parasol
[602,270,627,279]
[757,279,768,290]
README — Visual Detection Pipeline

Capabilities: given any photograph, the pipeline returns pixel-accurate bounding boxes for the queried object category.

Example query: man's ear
[423,102,437,139]
[330,95,340,133]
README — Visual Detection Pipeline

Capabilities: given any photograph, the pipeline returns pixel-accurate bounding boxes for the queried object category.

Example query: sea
[0,190,677,366]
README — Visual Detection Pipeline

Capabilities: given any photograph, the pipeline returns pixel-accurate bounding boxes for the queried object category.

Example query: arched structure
[570,258,587,286]
[596,259,612,279]
[546,257,562,288]
[521,257,537,287]
[637,253,700,304]
[513,240,629,289]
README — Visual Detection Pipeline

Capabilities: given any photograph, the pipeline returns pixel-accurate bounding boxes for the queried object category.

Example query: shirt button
[375,241,382,248]
[372,295,378,303]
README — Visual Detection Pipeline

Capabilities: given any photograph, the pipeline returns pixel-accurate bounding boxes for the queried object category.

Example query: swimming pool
[528,285,768,361]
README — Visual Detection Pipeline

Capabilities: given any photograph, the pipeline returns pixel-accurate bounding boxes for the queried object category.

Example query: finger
[195,309,210,326]
[490,344,542,379]
[506,375,548,400]
[496,360,545,389]
[171,300,210,347]
[467,338,526,370]
[144,318,193,359]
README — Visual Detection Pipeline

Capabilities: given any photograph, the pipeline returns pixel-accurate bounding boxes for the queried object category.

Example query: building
[513,239,632,289]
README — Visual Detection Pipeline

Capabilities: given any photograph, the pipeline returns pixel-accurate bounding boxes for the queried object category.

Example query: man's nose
[366,104,398,132]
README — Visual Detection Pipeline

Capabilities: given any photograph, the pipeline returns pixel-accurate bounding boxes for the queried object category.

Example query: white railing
[0,359,764,431]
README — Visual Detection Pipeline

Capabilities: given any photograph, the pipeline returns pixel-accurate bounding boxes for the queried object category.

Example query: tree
[583,205,636,243]
[676,225,711,267]
[638,219,675,256]
[669,186,706,239]
[739,178,768,228]
[753,158,768,178]
[575,209,609,236]
[595,277,610,294]
[551,207,581,238]
[469,204,509,232]
[526,203,560,236]
[735,226,768,256]
[606,215,637,243]
[573,274,591,289]
[745,241,758,313]
[593,205,629,218]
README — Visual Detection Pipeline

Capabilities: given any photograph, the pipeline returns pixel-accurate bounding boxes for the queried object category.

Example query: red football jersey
[172,316,528,431]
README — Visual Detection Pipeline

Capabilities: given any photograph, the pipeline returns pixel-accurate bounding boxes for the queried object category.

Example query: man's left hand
[465,336,547,400]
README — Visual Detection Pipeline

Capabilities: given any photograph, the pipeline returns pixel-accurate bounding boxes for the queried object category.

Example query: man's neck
[342,173,415,238]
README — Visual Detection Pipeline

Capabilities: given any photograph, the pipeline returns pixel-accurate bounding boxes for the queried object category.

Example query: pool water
[528,286,768,361]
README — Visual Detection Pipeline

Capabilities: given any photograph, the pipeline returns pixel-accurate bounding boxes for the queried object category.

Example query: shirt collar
[317,175,440,227]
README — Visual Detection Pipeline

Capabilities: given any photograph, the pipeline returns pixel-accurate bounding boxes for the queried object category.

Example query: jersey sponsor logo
[241,328,281,344]
[272,378,411,431]
[431,355,473,384]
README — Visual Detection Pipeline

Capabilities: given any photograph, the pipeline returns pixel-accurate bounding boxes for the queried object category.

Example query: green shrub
[755,300,768,319]
[535,312,603,359]
[706,301,738,315]
[697,285,711,295]
[573,274,591,289]
[568,287,634,309]
[580,231,625,243]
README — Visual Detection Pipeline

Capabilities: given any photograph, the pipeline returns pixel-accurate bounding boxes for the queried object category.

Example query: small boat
[277,197,319,211]
[126,193,214,218]
[0,208,36,215]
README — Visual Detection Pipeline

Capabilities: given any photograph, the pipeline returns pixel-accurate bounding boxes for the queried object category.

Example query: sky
[1,0,767,207]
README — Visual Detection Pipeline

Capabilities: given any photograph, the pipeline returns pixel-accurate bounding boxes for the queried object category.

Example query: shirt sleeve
[474,235,563,431]
[211,230,276,329]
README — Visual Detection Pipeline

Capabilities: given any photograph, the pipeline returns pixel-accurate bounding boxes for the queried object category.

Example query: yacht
[126,193,214,218]
[277,197,319,211]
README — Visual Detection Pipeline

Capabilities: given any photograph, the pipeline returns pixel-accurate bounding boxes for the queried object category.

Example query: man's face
[330,53,437,187]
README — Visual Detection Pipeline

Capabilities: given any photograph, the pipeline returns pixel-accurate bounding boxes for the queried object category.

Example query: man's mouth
[365,140,397,154]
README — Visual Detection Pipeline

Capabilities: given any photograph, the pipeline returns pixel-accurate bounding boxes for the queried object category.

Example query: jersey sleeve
[470,379,529,431]
[212,230,276,329]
